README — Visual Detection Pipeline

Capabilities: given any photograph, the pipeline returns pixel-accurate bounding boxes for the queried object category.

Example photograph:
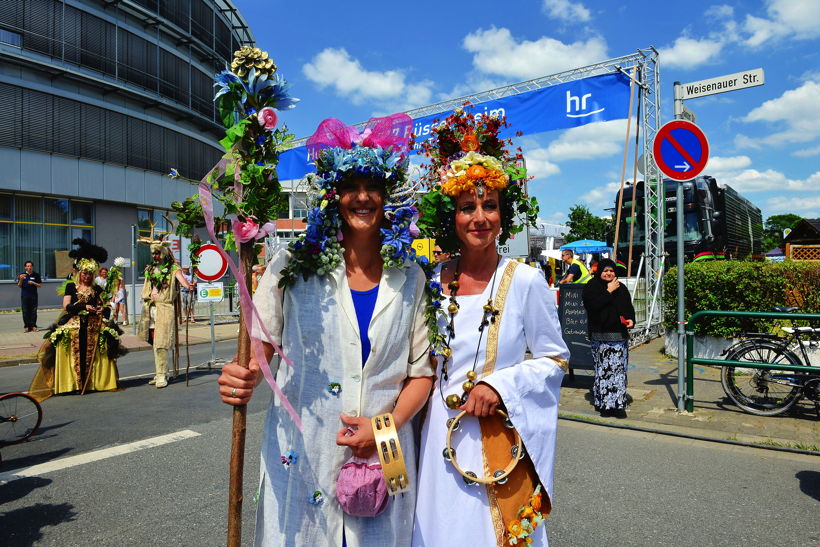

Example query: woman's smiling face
[454,189,501,252]
[337,178,385,236]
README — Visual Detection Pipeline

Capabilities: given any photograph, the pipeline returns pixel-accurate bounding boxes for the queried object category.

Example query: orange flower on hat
[461,133,479,151]
[467,164,487,178]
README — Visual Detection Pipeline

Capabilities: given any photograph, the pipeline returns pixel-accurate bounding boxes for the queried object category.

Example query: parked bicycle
[0,392,43,465]
[720,306,819,416]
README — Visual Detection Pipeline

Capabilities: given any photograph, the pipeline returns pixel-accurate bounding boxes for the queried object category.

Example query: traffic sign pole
[673,82,687,413]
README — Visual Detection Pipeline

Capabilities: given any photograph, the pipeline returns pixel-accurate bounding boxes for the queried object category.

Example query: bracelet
[371,413,409,495]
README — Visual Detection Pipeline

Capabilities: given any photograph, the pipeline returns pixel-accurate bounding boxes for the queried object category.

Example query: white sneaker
[148,377,157,385]
[155,377,168,388]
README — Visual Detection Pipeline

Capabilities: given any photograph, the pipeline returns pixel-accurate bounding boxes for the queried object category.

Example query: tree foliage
[564,204,612,242]
[763,213,802,252]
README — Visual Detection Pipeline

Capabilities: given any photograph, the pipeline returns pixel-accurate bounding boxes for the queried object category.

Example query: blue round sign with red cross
[652,120,710,181]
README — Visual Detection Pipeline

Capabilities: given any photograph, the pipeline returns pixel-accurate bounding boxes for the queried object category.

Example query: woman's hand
[460,383,502,417]
[607,278,621,293]
[218,358,260,406]
[336,414,376,458]
[625,319,634,328]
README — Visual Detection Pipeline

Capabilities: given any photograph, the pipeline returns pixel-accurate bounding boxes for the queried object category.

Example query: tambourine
[371,413,410,495]
[443,408,524,485]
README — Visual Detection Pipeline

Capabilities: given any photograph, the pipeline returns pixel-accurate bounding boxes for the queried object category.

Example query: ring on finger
[231,387,237,397]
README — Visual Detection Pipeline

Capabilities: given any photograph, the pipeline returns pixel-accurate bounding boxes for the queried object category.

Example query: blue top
[350,285,379,368]
[19,271,41,297]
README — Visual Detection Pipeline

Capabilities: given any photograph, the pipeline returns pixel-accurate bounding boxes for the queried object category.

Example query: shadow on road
[0,502,76,546]
[796,470,820,501]
[0,476,52,505]
[1,447,72,471]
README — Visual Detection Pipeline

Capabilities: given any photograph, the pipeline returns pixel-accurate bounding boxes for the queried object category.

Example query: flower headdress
[279,114,420,286]
[416,105,539,253]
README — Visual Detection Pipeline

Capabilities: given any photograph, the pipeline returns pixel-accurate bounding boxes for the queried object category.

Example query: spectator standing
[180,266,197,323]
[432,244,450,263]
[113,276,128,325]
[95,267,109,290]
[558,249,591,284]
[581,259,636,418]
[18,260,42,332]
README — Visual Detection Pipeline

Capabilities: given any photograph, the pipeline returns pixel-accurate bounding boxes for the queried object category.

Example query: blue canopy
[559,239,611,253]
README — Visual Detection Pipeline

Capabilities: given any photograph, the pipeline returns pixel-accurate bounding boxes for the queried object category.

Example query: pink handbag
[335,453,389,517]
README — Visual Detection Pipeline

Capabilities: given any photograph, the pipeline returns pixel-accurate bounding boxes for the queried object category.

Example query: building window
[0,28,22,47]
[0,194,95,281]
[291,194,308,220]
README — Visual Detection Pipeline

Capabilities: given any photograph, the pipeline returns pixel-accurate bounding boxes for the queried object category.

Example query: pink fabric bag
[335,453,389,517]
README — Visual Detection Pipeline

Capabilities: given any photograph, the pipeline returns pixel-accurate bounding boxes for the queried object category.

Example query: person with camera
[18,260,42,332]
[582,259,635,418]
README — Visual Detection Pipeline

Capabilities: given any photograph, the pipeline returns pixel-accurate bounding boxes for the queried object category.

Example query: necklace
[439,254,502,410]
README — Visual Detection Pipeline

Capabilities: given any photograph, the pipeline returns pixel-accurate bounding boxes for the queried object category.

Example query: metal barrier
[684,310,820,412]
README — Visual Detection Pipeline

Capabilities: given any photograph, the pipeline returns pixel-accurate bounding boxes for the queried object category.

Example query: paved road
[1,344,818,546]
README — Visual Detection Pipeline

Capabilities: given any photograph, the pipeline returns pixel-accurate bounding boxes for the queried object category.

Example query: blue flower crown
[278,144,419,287]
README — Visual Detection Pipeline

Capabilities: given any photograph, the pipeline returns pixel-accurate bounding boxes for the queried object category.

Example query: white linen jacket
[252,250,431,546]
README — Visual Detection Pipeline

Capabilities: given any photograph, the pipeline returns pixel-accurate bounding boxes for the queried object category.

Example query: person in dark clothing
[581,259,635,417]
[18,260,42,332]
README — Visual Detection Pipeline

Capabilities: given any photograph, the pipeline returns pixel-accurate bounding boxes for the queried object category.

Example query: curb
[558,411,820,457]
[0,334,238,368]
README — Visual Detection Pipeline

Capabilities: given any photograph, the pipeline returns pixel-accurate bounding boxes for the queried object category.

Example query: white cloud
[542,0,591,23]
[302,48,433,109]
[579,181,623,210]
[793,145,820,157]
[658,36,723,69]
[545,119,630,161]
[462,27,608,80]
[718,168,820,193]
[742,0,820,46]
[524,147,561,179]
[767,195,820,216]
[738,80,820,147]
[706,155,752,173]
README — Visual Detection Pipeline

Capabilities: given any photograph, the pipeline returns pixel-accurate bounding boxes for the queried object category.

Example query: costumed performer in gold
[139,240,192,388]
[29,239,123,401]
[411,107,570,546]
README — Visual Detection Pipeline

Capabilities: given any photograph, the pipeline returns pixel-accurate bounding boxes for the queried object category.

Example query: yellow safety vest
[571,259,591,284]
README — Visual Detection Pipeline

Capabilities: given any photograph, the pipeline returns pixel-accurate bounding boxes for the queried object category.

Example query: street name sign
[652,120,710,181]
[680,68,764,100]
[194,243,228,281]
[197,282,224,302]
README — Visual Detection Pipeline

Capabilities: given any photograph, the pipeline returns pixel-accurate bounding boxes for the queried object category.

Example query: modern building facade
[0,0,253,308]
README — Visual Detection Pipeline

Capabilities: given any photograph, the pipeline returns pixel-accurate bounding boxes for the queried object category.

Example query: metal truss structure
[289,48,664,329]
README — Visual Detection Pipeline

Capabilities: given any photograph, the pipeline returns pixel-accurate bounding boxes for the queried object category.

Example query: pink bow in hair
[306,113,413,160]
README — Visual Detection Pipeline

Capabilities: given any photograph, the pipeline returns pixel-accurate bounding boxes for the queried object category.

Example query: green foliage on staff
[663,260,820,337]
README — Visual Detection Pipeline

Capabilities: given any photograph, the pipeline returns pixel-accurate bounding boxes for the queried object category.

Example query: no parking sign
[652,120,709,181]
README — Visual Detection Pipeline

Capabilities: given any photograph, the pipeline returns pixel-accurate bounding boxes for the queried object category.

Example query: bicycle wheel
[0,392,43,446]
[721,341,805,416]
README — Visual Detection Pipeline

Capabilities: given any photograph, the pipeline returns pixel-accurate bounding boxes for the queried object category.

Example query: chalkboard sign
[558,284,594,371]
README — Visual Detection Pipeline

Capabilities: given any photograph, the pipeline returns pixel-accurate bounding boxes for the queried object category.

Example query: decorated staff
[412,106,570,546]
[170,47,298,546]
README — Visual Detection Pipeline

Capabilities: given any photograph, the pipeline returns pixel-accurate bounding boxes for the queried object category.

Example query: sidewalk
[1,310,817,453]
[0,309,239,366]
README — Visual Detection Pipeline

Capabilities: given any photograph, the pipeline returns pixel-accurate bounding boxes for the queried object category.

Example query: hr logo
[566,89,604,118]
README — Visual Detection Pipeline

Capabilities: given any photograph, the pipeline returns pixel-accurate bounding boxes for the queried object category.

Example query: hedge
[663,261,820,337]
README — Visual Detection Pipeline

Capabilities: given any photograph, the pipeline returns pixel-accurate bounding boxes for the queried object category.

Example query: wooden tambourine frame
[371,413,409,495]
[444,408,523,484]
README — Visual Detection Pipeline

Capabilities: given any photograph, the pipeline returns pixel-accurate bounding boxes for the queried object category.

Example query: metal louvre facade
[0,0,253,307]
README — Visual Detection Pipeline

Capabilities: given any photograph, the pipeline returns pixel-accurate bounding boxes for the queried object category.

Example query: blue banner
[278,72,631,180]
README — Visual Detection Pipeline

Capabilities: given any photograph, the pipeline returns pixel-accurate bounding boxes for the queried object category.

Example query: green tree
[564,204,612,242]
[763,213,802,252]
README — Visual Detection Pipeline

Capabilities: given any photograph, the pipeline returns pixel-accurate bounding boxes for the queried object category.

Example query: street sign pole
[673,82,686,412]
[209,302,216,368]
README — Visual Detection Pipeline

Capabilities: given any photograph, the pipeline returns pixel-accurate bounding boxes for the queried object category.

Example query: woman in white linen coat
[218,114,433,546]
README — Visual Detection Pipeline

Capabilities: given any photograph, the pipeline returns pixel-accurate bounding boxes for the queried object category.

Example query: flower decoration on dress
[278,114,419,287]
[280,449,298,467]
[308,490,325,505]
[327,382,342,396]
[506,485,547,545]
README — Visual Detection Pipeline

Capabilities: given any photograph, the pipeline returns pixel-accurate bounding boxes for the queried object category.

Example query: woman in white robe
[219,115,433,546]
[412,108,569,546]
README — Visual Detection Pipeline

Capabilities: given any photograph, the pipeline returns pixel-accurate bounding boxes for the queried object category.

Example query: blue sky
[234,0,820,224]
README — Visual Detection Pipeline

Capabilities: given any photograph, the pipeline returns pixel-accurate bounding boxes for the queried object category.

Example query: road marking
[0,429,201,483]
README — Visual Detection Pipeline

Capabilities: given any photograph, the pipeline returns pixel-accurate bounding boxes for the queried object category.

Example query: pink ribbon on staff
[306,113,413,160]
[198,158,302,431]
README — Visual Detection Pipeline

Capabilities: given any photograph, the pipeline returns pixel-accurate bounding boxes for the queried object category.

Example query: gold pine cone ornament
[231,46,276,77]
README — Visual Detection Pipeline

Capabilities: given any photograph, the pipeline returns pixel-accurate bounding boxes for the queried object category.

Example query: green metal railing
[684,310,820,412]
